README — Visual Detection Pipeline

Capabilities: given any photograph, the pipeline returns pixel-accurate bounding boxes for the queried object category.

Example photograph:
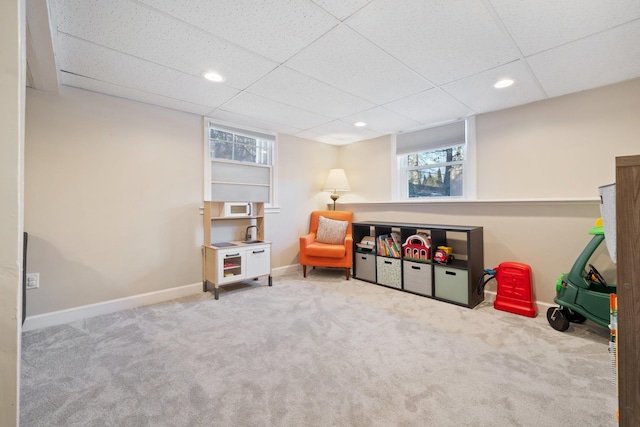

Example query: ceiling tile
[442,60,546,113]
[527,20,640,98]
[384,89,475,125]
[491,0,640,56]
[42,0,640,145]
[60,73,214,116]
[218,92,333,130]
[207,110,303,136]
[285,25,433,104]
[296,120,381,145]
[51,0,278,90]
[346,0,519,85]
[311,0,373,20]
[56,34,240,108]
[138,0,338,63]
[247,66,374,119]
[340,107,421,134]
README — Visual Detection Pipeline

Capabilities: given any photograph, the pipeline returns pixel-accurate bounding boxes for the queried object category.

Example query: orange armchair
[300,210,353,280]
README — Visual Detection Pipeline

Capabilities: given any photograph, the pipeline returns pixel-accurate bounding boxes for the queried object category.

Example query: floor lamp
[323,168,351,210]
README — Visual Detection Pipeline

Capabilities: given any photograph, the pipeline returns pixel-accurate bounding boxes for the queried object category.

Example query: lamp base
[330,193,339,210]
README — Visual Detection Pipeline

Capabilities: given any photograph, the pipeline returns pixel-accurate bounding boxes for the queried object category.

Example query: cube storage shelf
[352,221,484,308]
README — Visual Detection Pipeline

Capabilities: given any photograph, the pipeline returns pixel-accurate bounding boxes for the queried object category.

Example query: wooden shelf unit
[203,202,265,246]
[202,202,271,299]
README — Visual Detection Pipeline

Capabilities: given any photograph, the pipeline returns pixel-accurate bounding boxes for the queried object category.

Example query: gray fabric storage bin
[403,260,432,296]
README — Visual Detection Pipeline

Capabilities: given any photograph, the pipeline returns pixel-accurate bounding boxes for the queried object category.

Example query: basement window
[204,119,277,206]
[395,118,475,200]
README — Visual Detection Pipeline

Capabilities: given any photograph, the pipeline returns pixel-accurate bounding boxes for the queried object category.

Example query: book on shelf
[375,235,383,256]
[390,231,401,256]
[376,234,401,258]
[386,236,399,257]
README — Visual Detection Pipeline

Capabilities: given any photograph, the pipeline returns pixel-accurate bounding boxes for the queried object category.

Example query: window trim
[204,118,278,209]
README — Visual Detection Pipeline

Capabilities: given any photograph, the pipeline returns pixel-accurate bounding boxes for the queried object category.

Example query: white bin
[598,183,616,264]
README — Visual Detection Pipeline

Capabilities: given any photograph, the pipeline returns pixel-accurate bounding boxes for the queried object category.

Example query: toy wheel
[547,307,570,332]
[563,307,587,324]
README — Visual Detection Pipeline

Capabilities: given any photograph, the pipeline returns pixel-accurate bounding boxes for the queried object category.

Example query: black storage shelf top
[353,221,482,232]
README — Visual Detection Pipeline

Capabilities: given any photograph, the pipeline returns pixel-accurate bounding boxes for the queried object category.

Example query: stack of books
[376,232,401,258]
[356,236,375,253]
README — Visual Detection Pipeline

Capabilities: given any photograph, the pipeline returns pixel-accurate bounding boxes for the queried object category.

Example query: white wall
[0,0,24,425]
[24,74,639,317]
[338,78,639,304]
[25,87,203,315]
[266,133,339,269]
[24,87,342,317]
[339,135,394,202]
[476,78,640,199]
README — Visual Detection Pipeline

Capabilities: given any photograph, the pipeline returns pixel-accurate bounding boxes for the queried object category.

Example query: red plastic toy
[493,262,537,318]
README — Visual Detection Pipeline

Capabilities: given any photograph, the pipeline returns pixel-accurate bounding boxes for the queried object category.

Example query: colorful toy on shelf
[434,246,454,264]
[402,234,430,261]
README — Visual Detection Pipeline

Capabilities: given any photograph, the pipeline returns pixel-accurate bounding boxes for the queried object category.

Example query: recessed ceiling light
[204,72,225,82]
[494,79,514,89]
[354,122,366,127]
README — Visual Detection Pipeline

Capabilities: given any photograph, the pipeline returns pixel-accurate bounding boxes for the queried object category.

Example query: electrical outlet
[26,273,39,289]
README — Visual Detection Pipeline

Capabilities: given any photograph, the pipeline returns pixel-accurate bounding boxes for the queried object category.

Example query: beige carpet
[21,269,617,426]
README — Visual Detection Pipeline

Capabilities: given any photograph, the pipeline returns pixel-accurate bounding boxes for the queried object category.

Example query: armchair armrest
[345,234,353,256]
[300,232,316,248]
[345,234,353,245]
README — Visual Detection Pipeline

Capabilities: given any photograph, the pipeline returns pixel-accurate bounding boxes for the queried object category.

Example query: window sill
[338,197,600,208]
[265,206,281,214]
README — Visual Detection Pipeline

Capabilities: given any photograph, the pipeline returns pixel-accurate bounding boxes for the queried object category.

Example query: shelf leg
[214,287,219,300]
[268,275,272,286]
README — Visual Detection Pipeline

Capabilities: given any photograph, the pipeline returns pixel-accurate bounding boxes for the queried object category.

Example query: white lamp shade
[323,169,351,192]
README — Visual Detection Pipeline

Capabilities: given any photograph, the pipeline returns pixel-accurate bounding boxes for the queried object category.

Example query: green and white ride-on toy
[547,219,616,332]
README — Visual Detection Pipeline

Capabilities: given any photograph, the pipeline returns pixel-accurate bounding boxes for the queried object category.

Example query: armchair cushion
[304,241,347,258]
[316,216,348,245]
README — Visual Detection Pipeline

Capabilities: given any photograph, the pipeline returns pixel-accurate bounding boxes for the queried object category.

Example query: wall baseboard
[22,271,554,332]
[483,290,554,313]
[23,282,203,332]
[271,264,302,276]
[22,268,302,332]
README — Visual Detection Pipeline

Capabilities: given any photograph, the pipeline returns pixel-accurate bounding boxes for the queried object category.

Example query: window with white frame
[205,120,276,204]
[396,119,470,199]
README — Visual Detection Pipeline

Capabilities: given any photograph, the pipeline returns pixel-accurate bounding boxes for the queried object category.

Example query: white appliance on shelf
[222,202,254,218]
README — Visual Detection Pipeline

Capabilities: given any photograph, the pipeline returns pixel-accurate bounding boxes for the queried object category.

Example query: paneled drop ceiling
[28,0,640,145]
